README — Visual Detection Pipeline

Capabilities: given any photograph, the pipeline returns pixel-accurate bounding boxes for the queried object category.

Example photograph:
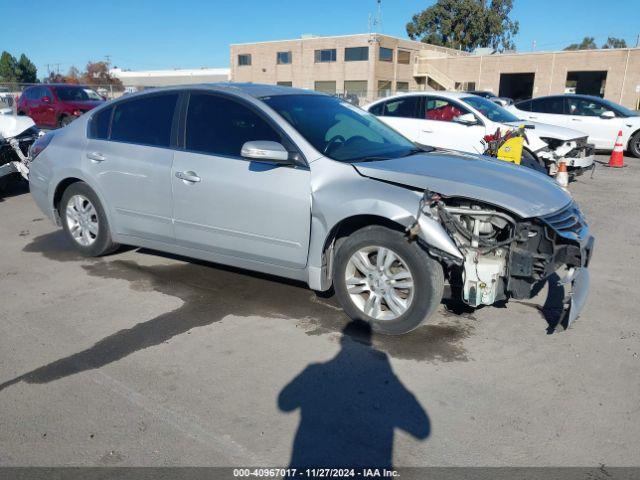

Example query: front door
[565,97,622,149]
[418,97,486,153]
[171,92,311,269]
[83,93,179,244]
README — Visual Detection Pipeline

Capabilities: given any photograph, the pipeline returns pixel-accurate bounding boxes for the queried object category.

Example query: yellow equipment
[496,135,524,164]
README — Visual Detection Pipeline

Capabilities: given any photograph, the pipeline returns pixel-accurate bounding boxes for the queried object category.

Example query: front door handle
[571,118,581,122]
[175,171,201,183]
[529,116,538,120]
[86,152,106,162]
[421,128,433,133]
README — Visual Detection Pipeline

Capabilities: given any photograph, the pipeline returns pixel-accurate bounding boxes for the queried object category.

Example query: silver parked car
[29,84,594,334]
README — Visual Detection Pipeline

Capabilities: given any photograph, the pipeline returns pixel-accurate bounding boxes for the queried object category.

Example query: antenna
[368,0,382,34]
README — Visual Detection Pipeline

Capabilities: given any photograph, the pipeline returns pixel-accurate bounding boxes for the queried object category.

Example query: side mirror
[453,113,479,126]
[42,96,51,104]
[241,140,293,165]
[600,110,615,119]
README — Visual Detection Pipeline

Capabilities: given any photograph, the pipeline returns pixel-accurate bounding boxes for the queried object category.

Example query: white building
[110,67,230,90]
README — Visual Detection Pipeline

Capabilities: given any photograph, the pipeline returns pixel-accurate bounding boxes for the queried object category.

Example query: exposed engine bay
[408,189,593,319]
[0,115,40,189]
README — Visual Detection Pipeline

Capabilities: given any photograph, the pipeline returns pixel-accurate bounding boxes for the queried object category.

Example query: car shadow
[278,320,430,468]
[0,232,473,392]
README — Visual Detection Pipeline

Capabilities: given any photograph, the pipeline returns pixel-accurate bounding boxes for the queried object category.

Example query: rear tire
[628,131,640,158]
[60,182,118,256]
[520,149,547,174]
[333,225,444,335]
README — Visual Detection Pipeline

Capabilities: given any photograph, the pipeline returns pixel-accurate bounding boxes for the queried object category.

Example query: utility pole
[635,34,639,48]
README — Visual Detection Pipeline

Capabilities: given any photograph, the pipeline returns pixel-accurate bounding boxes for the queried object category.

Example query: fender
[306,158,462,291]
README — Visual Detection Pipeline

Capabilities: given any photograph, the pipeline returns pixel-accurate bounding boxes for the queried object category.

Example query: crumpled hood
[353,150,572,218]
[0,114,36,140]
[503,120,587,141]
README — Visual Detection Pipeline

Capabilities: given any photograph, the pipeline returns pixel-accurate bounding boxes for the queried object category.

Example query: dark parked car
[17,84,105,128]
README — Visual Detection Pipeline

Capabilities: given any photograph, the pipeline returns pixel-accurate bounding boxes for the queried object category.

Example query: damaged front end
[408,190,594,327]
[537,136,595,176]
[0,117,41,189]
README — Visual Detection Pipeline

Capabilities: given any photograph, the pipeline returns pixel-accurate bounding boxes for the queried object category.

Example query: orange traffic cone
[556,160,569,188]
[608,130,625,168]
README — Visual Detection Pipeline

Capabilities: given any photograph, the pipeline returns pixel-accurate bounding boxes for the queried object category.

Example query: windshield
[55,86,102,102]
[262,94,419,162]
[461,95,520,123]
[597,97,639,117]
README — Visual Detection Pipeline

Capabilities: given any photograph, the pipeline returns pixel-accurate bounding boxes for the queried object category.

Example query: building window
[344,80,368,98]
[379,47,393,62]
[396,81,409,93]
[277,81,293,87]
[344,47,369,62]
[277,51,292,65]
[315,49,337,63]
[314,81,336,94]
[398,50,411,64]
[377,80,392,97]
[238,54,252,66]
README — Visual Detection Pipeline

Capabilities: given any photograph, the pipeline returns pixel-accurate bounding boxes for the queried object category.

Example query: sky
[1,0,638,77]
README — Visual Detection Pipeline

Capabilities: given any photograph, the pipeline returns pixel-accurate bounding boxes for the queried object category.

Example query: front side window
[262,94,417,163]
[383,96,421,119]
[89,107,113,139]
[238,54,252,66]
[277,51,292,65]
[461,95,519,123]
[566,97,610,117]
[398,50,411,64]
[379,47,393,62]
[315,49,336,63]
[345,47,369,62]
[185,93,281,157]
[110,93,178,147]
[424,98,471,122]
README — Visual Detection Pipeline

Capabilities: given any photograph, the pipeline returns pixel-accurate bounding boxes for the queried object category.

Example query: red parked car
[17,84,105,128]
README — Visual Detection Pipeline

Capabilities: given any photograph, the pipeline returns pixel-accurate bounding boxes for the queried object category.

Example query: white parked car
[366,92,595,175]
[506,94,640,157]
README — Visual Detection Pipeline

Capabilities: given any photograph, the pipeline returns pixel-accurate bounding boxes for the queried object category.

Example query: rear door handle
[528,116,538,120]
[571,118,581,122]
[86,152,106,162]
[175,171,201,183]
[421,128,433,133]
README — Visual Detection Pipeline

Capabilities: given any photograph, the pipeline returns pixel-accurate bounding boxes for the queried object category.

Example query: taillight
[30,132,55,160]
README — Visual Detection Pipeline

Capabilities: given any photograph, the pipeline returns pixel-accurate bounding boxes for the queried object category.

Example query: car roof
[368,91,472,105]
[121,83,323,100]
[516,94,606,103]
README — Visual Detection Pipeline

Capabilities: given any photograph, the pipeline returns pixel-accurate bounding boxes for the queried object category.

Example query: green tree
[406,0,519,52]
[564,37,597,51]
[0,51,18,83]
[602,37,627,49]
[16,54,37,83]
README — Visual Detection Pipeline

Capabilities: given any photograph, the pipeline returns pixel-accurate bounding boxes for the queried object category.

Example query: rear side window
[368,102,384,116]
[530,97,564,114]
[185,93,281,157]
[89,107,113,139]
[111,94,178,147]
[515,100,532,111]
[382,96,422,119]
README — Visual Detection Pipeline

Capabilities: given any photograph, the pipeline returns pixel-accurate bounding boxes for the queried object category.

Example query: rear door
[40,87,58,127]
[374,95,423,142]
[83,93,179,244]
[171,91,311,268]
[519,96,567,128]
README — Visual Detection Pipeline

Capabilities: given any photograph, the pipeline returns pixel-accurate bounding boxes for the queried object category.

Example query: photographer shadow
[278,320,430,469]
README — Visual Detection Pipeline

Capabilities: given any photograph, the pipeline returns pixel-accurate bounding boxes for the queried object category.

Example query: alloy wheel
[65,194,99,247]
[344,245,415,321]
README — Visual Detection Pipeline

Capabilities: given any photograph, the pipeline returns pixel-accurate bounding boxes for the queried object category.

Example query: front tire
[333,225,444,335]
[628,131,640,158]
[60,182,118,256]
